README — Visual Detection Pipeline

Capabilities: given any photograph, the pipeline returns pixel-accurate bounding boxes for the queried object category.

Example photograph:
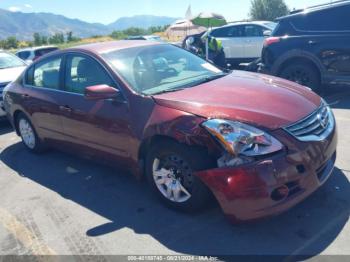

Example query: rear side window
[291,5,350,32]
[273,20,296,36]
[211,25,244,38]
[244,25,264,37]
[29,57,62,89]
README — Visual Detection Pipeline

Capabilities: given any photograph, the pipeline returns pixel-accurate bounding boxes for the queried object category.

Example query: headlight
[202,119,283,157]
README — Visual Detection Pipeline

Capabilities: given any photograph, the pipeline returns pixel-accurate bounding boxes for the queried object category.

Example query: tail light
[264,37,281,47]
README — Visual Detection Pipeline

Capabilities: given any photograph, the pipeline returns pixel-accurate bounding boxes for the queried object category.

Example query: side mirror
[85,84,120,100]
[263,30,272,37]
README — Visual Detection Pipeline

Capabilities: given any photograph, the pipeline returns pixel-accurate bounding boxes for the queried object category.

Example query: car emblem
[317,112,327,129]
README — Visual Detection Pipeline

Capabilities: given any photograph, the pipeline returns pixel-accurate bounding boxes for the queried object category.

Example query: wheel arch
[272,49,325,82]
[277,56,321,79]
[138,135,177,165]
[13,109,26,136]
[138,134,216,168]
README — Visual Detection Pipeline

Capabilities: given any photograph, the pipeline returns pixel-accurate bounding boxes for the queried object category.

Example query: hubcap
[19,119,36,149]
[152,155,193,203]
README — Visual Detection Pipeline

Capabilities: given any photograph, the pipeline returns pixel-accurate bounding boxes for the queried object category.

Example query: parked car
[0,50,27,120]
[3,41,337,222]
[15,46,59,63]
[124,35,164,42]
[182,31,207,50]
[208,21,276,67]
[260,1,350,92]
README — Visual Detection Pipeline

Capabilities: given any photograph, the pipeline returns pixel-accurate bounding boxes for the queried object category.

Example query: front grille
[284,102,335,142]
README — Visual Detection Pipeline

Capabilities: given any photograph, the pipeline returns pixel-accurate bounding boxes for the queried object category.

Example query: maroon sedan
[3,41,337,222]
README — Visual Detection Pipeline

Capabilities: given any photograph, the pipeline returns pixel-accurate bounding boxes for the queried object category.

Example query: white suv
[209,21,276,66]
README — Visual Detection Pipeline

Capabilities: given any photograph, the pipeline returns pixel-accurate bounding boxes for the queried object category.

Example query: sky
[0,0,331,24]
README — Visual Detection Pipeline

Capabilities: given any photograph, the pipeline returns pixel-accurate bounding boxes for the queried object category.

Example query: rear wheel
[145,140,214,211]
[17,113,46,153]
[279,63,321,93]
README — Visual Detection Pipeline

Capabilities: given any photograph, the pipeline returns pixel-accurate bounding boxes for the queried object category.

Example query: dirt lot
[0,88,349,259]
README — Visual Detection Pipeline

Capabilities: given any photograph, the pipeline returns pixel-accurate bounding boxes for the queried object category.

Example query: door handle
[308,40,318,45]
[59,105,72,112]
[21,94,30,99]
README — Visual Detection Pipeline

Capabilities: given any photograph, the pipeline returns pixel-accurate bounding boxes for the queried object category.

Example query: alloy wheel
[284,68,311,86]
[19,118,36,149]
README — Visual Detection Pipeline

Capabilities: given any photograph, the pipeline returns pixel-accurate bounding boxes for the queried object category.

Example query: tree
[123,27,147,36]
[33,33,42,46]
[49,33,65,44]
[110,31,127,39]
[1,37,19,49]
[66,31,73,42]
[41,35,48,45]
[66,31,80,42]
[249,0,289,21]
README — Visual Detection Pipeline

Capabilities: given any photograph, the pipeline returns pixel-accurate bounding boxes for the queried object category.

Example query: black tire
[16,113,47,153]
[279,63,321,93]
[145,139,214,212]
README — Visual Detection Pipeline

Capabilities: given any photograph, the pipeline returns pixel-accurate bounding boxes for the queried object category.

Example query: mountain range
[0,9,178,40]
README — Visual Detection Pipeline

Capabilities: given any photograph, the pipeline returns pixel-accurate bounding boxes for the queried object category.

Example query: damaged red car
[3,41,337,222]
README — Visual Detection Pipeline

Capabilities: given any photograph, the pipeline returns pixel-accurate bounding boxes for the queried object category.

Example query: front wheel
[17,113,46,153]
[279,63,321,93]
[145,140,214,212]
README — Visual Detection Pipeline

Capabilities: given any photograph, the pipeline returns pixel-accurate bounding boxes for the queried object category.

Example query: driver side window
[64,54,114,95]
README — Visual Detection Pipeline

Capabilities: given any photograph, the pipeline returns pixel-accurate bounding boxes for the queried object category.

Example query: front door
[242,24,265,59]
[213,25,246,59]
[59,53,132,162]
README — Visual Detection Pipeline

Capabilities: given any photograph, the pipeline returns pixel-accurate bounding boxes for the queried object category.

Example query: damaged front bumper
[195,127,338,222]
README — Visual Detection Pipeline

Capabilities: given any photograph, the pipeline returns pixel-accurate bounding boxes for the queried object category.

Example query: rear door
[211,25,245,59]
[23,55,66,142]
[242,24,266,59]
[59,53,132,161]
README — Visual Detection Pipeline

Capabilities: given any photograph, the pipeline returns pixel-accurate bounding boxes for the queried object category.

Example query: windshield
[102,44,225,95]
[0,52,26,69]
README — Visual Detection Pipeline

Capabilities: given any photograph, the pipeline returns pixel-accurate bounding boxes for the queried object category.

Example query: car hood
[0,66,26,85]
[153,71,321,130]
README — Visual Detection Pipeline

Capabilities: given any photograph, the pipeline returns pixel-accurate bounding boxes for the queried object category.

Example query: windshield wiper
[187,73,228,87]
[150,88,186,95]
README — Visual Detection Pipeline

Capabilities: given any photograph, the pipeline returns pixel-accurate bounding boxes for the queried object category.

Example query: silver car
[0,51,27,119]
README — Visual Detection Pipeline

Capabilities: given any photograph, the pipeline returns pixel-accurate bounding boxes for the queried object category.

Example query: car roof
[213,21,275,29]
[278,0,350,20]
[67,40,162,54]
[16,45,58,53]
